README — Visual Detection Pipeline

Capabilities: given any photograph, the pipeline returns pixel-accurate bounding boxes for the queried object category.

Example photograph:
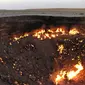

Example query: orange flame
[55,28,66,34]
[12,27,81,41]
[50,62,83,85]
[13,32,29,41]
[67,62,83,80]
[69,28,79,35]
[33,27,66,40]
[58,44,64,54]
[55,71,66,85]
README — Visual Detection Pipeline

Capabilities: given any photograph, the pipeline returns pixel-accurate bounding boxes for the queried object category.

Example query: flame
[55,71,66,85]
[33,27,66,40]
[12,27,81,41]
[58,44,64,54]
[55,28,66,34]
[13,32,29,41]
[67,62,83,80]
[51,62,83,85]
[69,28,79,35]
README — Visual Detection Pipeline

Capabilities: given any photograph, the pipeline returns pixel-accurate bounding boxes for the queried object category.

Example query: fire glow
[13,32,29,41]
[12,27,80,41]
[33,27,66,40]
[69,28,79,35]
[50,62,83,85]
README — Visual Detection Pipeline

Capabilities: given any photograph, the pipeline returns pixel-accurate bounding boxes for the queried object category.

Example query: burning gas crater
[50,62,84,85]
[12,27,80,41]
[10,26,85,85]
